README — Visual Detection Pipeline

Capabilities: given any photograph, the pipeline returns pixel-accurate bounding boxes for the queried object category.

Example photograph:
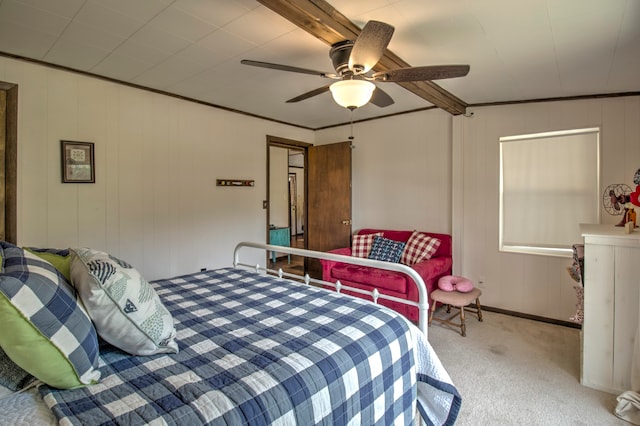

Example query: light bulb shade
[329,80,375,109]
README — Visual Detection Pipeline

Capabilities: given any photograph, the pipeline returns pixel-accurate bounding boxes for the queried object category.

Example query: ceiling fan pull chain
[349,110,355,142]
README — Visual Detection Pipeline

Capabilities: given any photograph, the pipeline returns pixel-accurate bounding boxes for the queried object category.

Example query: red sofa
[320,229,452,322]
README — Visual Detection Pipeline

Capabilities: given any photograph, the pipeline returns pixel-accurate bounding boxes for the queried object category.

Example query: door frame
[0,81,17,244]
[266,135,311,254]
[288,172,297,236]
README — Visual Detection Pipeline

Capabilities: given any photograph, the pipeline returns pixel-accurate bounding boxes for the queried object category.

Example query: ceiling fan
[241,20,470,110]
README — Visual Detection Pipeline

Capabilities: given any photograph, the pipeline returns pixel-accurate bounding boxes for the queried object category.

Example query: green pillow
[24,247,72,282]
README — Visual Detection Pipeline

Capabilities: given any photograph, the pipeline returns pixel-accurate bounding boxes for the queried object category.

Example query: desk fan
[602,183,633,226]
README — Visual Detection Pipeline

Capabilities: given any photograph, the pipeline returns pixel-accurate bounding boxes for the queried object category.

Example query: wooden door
[306,141,352,278]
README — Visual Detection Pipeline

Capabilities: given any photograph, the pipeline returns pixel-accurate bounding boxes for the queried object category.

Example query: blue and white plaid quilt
[40,268,460,425]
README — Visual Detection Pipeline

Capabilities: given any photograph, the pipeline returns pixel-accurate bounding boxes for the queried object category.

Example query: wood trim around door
[266,134,312,252]
[0,81,17,244]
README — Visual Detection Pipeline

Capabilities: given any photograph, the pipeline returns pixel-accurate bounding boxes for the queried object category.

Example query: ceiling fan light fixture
[329,80,375,109]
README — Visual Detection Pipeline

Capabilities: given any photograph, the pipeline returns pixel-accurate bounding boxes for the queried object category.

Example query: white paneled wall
[315,109,453,234]
[454,97,640,320]
[1,57,313,280]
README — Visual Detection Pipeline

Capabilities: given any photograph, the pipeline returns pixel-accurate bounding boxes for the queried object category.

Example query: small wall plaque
[217,179,254,187]
[61,140,95,183]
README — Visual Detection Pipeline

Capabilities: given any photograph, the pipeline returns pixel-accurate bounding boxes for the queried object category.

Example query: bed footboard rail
[233,241,430,337]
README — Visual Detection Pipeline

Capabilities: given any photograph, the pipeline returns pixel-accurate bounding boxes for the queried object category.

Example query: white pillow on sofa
[70,248,178,356]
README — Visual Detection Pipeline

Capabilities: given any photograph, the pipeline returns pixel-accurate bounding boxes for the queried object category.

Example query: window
[499,128,600,257]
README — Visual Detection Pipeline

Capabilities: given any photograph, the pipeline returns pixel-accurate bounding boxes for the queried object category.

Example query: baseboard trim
[481,305,581,329]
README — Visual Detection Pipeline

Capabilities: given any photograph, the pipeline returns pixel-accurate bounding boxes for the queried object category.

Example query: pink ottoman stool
[429,286,483,337]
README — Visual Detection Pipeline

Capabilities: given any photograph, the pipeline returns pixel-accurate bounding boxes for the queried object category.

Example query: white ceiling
[0,0,638,129]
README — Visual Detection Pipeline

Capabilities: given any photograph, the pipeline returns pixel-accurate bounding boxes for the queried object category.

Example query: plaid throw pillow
[368,236,406,263]
[400,231,441,265]
[0,242,101,389]
[352,232,383,258]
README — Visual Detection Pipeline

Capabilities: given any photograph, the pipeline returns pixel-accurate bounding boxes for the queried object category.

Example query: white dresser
[581,224,640,394]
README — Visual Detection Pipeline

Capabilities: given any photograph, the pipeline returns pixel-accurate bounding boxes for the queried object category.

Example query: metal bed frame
[233,241,430,336]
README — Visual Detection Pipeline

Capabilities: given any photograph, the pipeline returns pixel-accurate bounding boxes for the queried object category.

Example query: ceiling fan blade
[373,65,470,82]
[286,85,331,103]
[370,86,394,107]
[241,60,336,78]
[348,21,394,74]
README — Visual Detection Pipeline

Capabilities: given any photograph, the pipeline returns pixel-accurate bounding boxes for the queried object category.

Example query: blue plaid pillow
[368,236,406,263]
[0,242,100,389]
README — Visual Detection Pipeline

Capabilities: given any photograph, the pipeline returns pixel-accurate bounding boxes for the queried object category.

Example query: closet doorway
[267,136,309,275]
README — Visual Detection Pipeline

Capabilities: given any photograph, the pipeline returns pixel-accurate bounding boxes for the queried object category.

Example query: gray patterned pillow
[70,248,178,356]
[0,347,36,391]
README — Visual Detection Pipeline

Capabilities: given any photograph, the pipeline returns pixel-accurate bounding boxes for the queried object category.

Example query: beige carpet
[427,309,627,425]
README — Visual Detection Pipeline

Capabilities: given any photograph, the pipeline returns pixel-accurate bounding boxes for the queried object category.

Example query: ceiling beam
[256,0,468,115]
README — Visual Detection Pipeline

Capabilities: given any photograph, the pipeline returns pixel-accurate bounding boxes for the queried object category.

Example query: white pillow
[70,248,178,356]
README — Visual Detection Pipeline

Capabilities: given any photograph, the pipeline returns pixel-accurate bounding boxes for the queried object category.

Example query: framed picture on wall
[61,140,95,183]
